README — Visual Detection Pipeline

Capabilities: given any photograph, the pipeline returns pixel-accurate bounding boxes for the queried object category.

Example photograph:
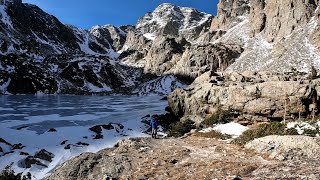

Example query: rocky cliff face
[119,3,240,79]
[168,71,320,123]
[211,0,250,30]
[90,25,131,52]
[144,39,243,77]
[208,0,320,73]
[0,0,79,57]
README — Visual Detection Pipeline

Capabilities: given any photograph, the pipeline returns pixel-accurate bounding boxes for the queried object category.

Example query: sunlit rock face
[168,71,320,123]
[208,0,320,73]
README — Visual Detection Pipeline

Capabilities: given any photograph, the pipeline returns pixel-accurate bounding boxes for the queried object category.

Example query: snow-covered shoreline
[0,94,168,179]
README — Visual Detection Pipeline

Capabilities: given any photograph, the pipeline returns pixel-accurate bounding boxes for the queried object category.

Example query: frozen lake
[0,95,167,179]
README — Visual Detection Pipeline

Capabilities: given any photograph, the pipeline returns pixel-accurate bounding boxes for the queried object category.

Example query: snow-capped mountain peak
[136,3,213,41]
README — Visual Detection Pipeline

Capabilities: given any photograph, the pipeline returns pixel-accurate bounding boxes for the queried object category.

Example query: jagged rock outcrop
[143,36,243,77]
[121,31,151,52]
[211,0,319,42]
[211,0,250,30]
[119,3,216,73]
[170,43,243,77]
[90,25,129,51]
[261,0,318,42]
[0,0,154,60]
[195,30,226,44]
[136,3,213,41]
[168,71,320,122]
[118,31,152,68]
[144,36,187,75]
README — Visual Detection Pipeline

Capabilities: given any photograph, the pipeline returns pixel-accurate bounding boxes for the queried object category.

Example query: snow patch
[108,49,120,60]
[73,27,111,56]
[143,33,156,40]
[0,4,13,29]
[136,75,187,95]
[201,122,249,137]
[287,121,318,135]
[214,17,250,46]
[120,58,145,68]
[78,31,99,55]
[85,81,112,93]
[35,91,47,96]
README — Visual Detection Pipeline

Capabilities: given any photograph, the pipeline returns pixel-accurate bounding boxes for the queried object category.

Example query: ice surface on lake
[0,95,167,179]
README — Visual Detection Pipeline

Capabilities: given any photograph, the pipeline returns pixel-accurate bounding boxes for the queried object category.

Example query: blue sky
[22,0,219,29]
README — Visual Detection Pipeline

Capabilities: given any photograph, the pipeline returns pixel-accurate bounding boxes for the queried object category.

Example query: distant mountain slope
[0,0,130,58]
[0,1,188,95]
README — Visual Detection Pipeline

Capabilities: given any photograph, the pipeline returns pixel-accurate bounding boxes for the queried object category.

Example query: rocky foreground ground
[47,134,320,180]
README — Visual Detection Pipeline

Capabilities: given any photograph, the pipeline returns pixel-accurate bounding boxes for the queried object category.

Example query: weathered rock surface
[90,25,129,51]
[245,135,320,161]
[144,36,187,75]
[209,0,320,73]
[143,36,242,77]
[121,3,243,78]
[169,43,242,77]
[211,0,250,30]
[261,0,317,42]
[34,149,55,162]
[244,135,320,179]
[47,135,320,180]
[168,71,320,122]
[18,149,54,169]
